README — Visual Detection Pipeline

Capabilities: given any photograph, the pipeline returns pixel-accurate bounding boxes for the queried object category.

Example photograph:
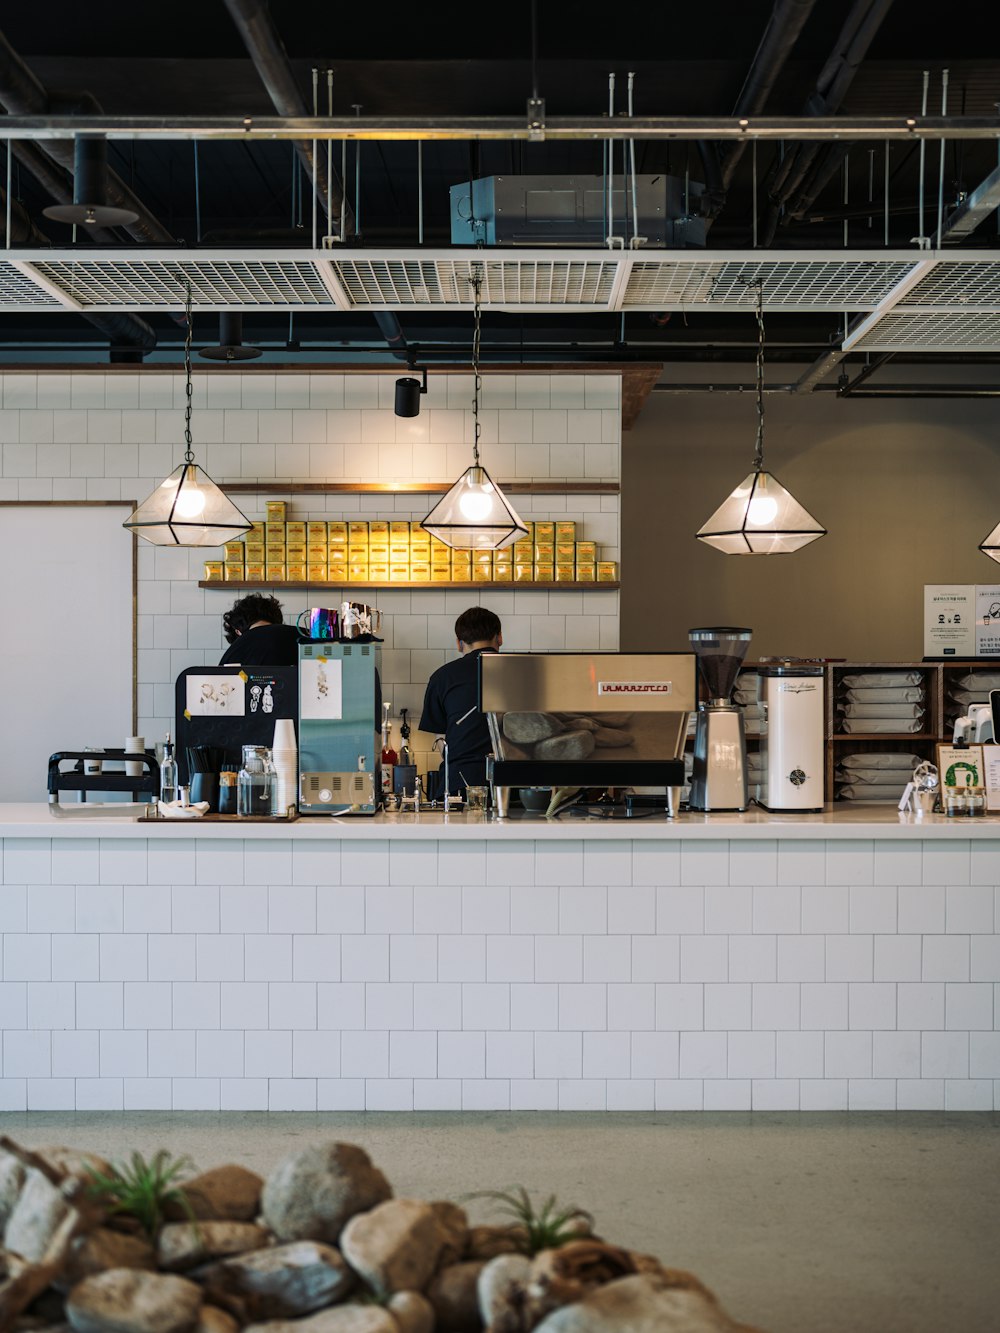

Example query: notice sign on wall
[924,586,975,657]
[975,586,1000,656]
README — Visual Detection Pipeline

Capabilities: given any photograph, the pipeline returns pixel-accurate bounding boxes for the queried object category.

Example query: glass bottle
[380,703,397,797]
[238,745,275,817]
[160,732,178,805]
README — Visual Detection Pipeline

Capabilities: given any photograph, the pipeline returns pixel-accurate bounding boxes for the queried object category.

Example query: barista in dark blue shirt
[419,606,502,794]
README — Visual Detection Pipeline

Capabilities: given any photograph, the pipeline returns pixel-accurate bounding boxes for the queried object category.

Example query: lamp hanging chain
[471,269,482,467]
[182,279,194,465]
[753,279,765,473]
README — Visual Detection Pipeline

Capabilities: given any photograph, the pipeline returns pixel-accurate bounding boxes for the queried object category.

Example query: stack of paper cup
[125,736,145,778]
[271,719,298,815]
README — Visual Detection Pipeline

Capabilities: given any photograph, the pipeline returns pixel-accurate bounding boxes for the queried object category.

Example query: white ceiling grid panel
[0,251,998,351]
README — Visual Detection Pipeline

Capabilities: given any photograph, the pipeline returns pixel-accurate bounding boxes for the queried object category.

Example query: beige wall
[622,375,1000,661]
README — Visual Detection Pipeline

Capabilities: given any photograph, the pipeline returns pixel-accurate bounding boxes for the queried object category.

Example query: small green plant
[84,1150,197,1237]
[467,1186,594,1256]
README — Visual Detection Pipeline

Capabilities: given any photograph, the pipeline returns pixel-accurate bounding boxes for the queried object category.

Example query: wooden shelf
[831,733,938,742]
[200,580,620,592]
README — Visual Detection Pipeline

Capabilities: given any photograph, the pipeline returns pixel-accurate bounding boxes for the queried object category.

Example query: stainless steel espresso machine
[689,627,752,812]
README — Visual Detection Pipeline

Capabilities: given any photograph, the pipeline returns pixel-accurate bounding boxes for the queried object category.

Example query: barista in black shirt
[419,606,502,794]
[219,593,302,667]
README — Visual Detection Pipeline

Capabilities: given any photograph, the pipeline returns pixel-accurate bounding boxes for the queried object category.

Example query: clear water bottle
[160,732,178,805]
[238,745,275,817]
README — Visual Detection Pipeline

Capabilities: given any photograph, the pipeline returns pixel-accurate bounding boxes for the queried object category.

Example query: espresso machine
[689,627,752,812]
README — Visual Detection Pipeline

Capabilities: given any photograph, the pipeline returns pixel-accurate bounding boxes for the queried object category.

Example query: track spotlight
[43,135,139,228]
[395,366,428,417]
[198,313,262,362]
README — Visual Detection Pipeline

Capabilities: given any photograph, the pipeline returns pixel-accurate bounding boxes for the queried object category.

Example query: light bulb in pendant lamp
[696,468,826,556]
[421,466,527,552]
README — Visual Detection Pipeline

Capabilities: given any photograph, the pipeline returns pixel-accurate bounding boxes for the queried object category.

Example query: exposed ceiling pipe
[0,187,49,244]
[719,0,817,190]
[0,27,174,244]
[761,0,895,243]
[222,0,351,232]
[373,311,410,362]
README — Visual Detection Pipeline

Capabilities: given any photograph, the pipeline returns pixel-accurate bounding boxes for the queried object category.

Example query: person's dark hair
[223,594,285,645]
[455,606,501,647]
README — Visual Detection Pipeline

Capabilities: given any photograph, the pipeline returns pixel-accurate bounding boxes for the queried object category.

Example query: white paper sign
[185,674,246,716]
[975,587,1000,657]
[924,585,975,657]
[300,657,343,720]
[983,746,1000,812]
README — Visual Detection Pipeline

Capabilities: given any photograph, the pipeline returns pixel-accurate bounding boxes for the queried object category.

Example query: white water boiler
[757,665,825,812]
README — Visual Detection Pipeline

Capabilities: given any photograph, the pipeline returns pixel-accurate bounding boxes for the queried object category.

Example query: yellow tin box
[389,564,410,582]
[597,561,618,581]
[224,541,245,559]
[307,563,328,581]
[248,521,265,539]
[431,568,452,583]
[265,501,286,522]
[328,521,348,540]
[535,521,555,542]
[368,543,390,561]
[347,562,369,581]
[555,520,577,543]
[535,563,554,581]
[534,542,555,562]
[349,521,370,539]
[390,521,410,539]
[328,563,347,581]
[555,542,576,563]
[575,563,596,582]
[244,543,265,561]
[286,563,307,581]
[203,561,224,582]
[555,563,576,582]
[369,520,390,538]
[514,563,534,583]
[410,563,431,581]
[265,521,286,540]
[224,565,244,581]
[286,521,306,540]
[369,564,389,581]
[245,564,266,583]
[576,540,596,562]
[472,565,492,582]
[307,521,328,540]
[266,563,286,582]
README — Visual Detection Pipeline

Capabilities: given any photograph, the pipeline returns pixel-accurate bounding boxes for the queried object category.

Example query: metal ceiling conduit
[223,0,350,232]
[719,0,817,191]
[0,28,174,246]
[761,0,895,243]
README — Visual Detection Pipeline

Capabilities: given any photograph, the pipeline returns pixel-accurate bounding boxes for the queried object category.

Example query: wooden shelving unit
[200,581,619,592]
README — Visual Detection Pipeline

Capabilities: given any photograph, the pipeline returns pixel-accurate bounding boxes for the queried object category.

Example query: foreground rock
[427,1259,486,1332]
[199,1240,353,1320]
[61,1227,157,1288]
[387,1291,435,1333]
[158,1220,269,1270]
[478,1254,533,1330]
[66,1269,203,1333]
[531,1272,762,1333]
[244,1308,397,1333]
[261,1144,391,1244]
[194,1309,240,1333]
[5,1170,70,1262]
[172,1166,264,1222]
[340,1198,449,1298]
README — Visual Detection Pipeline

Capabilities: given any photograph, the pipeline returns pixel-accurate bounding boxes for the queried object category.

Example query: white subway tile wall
[0,372,620,770]
[2,834,999,1112]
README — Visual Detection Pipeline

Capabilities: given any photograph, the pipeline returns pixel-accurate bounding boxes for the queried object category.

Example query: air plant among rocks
[0,1134,766,1332]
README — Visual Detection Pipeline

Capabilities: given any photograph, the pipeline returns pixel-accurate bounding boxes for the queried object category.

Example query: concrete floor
[1,1111,997,1333]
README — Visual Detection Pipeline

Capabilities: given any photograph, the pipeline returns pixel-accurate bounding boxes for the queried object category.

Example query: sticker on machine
[597,680,672,695]
[185,674,246,716]
[300,657,343,719]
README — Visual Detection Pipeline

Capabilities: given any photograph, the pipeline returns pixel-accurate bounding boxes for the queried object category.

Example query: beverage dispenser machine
[298,642,381,814]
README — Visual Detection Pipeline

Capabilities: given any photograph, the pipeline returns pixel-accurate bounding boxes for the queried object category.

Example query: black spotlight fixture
[43,135,139,228]
[394,366,428,418]
[198,313,262,362]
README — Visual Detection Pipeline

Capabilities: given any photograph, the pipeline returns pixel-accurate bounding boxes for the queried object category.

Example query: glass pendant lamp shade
[124,462,252,547]
[696,468,826,555]
[422,465,527,551]
[978,523,1000,564]
[124,279,251,548]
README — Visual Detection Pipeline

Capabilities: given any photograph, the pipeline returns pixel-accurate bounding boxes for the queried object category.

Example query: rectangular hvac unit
[449,175,706,248]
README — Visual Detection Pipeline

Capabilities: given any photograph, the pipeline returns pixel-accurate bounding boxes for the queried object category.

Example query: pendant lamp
[421,272,527,551]
[696,281,826,555]
[978,526,1000,563]
[124,283,252,547]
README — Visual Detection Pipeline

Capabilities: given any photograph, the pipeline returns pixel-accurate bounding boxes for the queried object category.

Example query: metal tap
[433,736,450,812]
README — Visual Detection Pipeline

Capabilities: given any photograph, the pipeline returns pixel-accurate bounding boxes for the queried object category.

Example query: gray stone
[502,712,564,744]
[5,1170,69,1263]
[65,1269,203,1333]
[0,1150,27,1233]
[158,1221,269,1271]
[244,1308,397,1333]
[171,1166,264,1223]
[427,1260,486,1332]
[260,1143,391,1244]
[533,730,596,762]
[59,1228,157,1290]
[199,1240,353,1320]
[340,1198,447,1299]
[477,1254,532,1329]
[531,1273,747,1333]
[387,1291,435,1333]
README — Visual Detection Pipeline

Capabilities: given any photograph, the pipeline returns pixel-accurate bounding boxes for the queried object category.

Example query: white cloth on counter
[841,671,923,688]
[843,686,924,704]
[840,702,925,719]
[839,717,925,733]
[155,800,211,819]
[839,752,921,771]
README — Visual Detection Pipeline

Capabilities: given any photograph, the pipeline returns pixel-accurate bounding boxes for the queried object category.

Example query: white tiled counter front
[1,806,998,1113]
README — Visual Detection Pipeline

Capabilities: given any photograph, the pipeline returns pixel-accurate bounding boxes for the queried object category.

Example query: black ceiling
[1,1,999,367]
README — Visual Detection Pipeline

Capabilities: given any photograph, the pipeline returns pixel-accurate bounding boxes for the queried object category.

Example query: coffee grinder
[689,626,752,812]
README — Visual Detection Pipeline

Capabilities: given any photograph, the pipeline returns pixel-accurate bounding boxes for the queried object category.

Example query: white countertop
[2,802,1000,840]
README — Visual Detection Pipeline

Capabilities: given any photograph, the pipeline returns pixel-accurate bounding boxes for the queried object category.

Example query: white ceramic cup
[125,736,145,778]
